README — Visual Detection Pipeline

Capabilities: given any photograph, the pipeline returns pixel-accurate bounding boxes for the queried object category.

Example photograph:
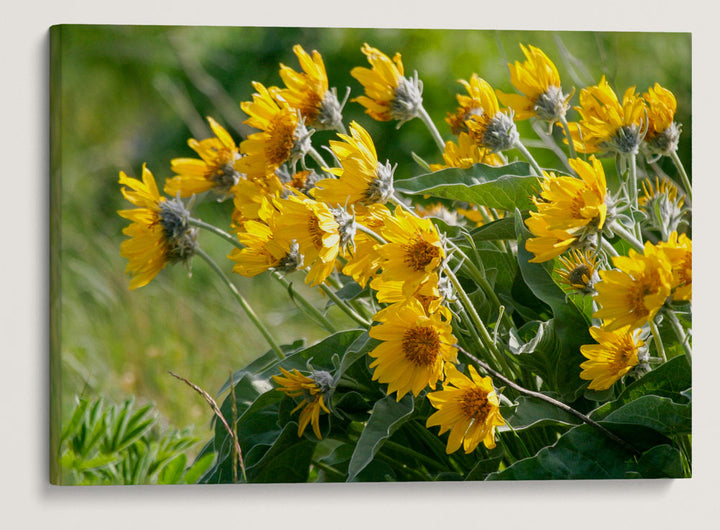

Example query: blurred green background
[51,25,691,465]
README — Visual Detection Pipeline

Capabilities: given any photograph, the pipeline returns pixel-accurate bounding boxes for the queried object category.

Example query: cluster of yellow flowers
[117,40,691,457]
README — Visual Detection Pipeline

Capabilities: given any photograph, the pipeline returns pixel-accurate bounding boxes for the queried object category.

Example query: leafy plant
[59,396,214,485]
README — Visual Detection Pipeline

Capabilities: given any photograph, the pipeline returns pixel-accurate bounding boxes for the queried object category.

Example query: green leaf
[503,396,581,431]
[470,213,528,242]
[514,212,591,401]
[591,356,691,420]
[602,395,691,437]
[487,424,634,480]
[245,423,316,483]
[158,454,186,485]
[396,162,539,211]
[637,445,686,478]
[347,395,415,481]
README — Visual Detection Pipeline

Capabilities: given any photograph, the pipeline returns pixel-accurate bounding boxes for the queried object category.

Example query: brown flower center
[265,114,297,166]
[609,336,637,373]
[401,326,440,367]
[459,387,491,422]
[402,236,440,272]
[308,215,325,250]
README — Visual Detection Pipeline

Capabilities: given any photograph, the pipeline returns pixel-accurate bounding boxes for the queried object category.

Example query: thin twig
[456,346,641,456]
[169,371,247,482]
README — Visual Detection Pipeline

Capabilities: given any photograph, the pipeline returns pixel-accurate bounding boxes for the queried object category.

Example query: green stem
[319,283,371,328]
[558,114,577,160]
[383,440,448,472]
[418,105,446,153]
[272,273,337,333]
[648,317,667,363]
[195,247,285,359]
[189,218,243,250]
[308,146,329,170]
[670,150,692,203]
[444,266,509,373]
[513,139,544,176]
[665,309,692,367]
[447,242,515,332]
[627,153,642,241]
[311,459,346,480]
[600,236,620,257]
[610,222,644,252]
[190,219,338,335]
[457,345,641,456]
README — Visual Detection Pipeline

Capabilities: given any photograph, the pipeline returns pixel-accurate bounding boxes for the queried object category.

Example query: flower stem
[272,273,337,334]
[670,150,692,203]
[610,221,644,253]
[190,218,337,334]
[665,309,692,367]
[189,218,243,250]
[444,266,513,376]
[418,105,446,153]
[195,247,285,359]
[648,317,667,363]
[558,114,577,160]
[627,152,642,241]
[513,139,544,176]
[319,283,371,328]
[308,146,329,170]
[457,345,641,456]
[447,243,515,332]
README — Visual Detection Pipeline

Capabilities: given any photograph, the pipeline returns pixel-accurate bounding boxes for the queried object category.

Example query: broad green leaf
[182,452,216,484]
[487,424,633,480]
[396,162,539,211]
[591,356,691,420]
[503,396,581,430]
[637,445,686,478]
[602,395,691,437]
[158,454,186,485]
[470,213,528,242]
[347,395,415,481]
[245,423,316,483]
[514,212,591,401]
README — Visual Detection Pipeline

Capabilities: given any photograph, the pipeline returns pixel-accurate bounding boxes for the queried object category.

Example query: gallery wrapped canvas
[49,25,691,484]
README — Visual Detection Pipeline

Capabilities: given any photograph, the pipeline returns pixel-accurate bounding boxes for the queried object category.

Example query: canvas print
[49,25,692,485]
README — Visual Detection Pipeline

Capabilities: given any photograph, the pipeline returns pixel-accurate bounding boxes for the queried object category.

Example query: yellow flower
[429,132,503,171]
[556,249,600,294]
[370,272,448,321]
[275,44,343,131]
[525,156,608,263]
[580,326,643,390]
[447,74,518,152]
[426,363,505,453]
[656,231,692,301]
[164,117,242,199]
[118,164,197,290]
[351,43,423,125]
[238,81,312,179]
[568,76,647,155]
[639,177,687,235]
[273,195,348,286]
[642,83,681,156]
[593,242,674,331]
[456,204,504,228]
[228,215,302,277]
[368,299,457,400]
[230,177,283,228]
[272,367,332,439]
[496,44,570,122]
[311,121,394,206]
[377,206,446,295]
[341,203,391,288]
